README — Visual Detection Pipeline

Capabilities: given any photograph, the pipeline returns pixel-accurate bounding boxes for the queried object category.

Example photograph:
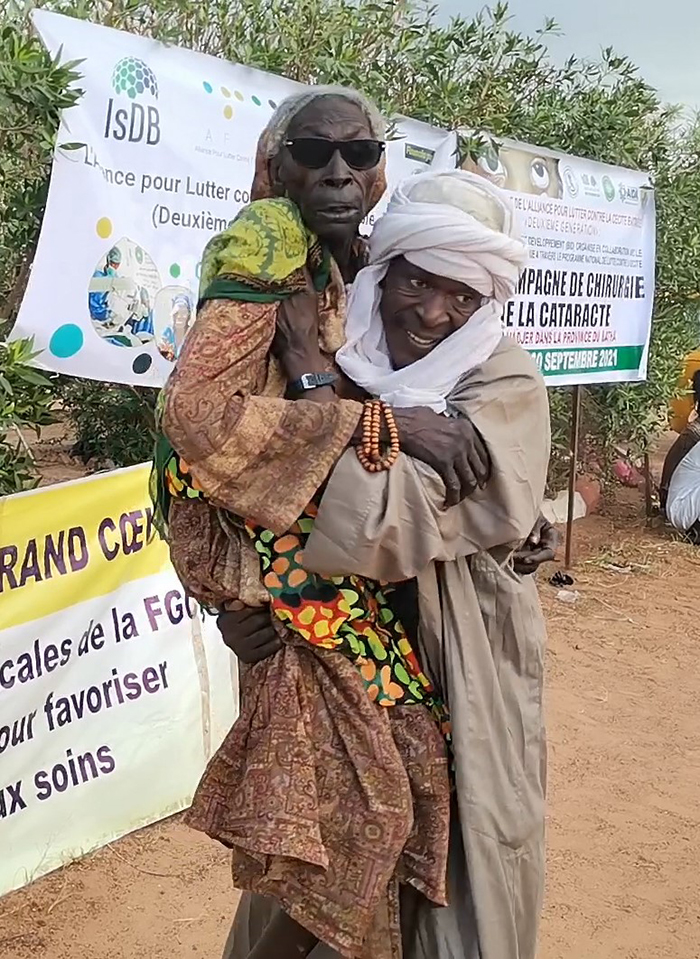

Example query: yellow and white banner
[0,466,236,897]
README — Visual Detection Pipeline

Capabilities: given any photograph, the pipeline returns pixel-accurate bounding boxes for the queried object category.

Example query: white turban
[336,170,528,412]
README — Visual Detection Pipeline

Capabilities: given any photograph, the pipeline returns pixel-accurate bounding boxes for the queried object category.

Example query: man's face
[379,257,483,370]
[272,96,382,243]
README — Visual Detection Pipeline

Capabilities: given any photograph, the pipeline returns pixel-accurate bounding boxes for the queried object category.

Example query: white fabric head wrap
[336,170,528,412]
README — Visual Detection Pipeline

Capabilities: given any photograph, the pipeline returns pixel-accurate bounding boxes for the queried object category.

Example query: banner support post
[643,451,654,525]
[564,385,582,569]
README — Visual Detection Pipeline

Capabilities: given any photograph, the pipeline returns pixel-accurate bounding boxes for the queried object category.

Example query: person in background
[171,293,193,356]
[88,246,121,325]
[126,286,154,339]
[661,370,700,542]
[158,322,177,362]
[158,294,192,361]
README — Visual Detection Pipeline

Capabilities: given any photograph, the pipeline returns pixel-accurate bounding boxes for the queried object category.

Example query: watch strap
[290,372,337,392]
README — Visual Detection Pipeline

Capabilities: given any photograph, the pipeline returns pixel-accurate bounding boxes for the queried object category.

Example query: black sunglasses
[284,137,385,171]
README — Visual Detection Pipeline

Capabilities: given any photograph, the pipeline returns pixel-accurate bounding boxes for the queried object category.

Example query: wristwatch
[290,372,337,393]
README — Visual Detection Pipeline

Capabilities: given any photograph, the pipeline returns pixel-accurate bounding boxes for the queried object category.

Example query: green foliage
[2,0,700,490]
[0,336,57,493]
[0,4,83,321]
[58,378,157,468]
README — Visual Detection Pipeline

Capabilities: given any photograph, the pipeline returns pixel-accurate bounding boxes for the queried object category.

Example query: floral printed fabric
[246,503,451,741]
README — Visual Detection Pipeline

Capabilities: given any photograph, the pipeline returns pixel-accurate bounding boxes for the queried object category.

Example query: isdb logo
[104,57,161,146]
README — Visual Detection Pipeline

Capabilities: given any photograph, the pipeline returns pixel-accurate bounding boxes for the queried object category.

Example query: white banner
[14,14,655,389]
[0,465,236,897]
[464,138,655,386]
[13,11,456,388]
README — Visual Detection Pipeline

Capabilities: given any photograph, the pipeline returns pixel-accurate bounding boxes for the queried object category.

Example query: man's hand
[271,282,337,403]
[217,603,281,664]
[393,407,491,508]
[513,514,560,575]
[272,279,320,362]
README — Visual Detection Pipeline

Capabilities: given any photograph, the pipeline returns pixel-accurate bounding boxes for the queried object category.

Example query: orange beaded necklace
[355,399,400,472]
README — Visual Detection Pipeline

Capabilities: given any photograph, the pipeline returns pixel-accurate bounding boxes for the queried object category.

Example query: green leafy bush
[0,337,57,494]
[58,378,157,468]
[0,11,82,321]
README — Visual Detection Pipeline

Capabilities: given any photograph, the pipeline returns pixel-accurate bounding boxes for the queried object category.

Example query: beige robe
[225,338,549,959]
[303,337,549,959]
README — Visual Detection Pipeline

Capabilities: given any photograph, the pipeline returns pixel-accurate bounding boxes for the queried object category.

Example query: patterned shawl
[152,199,332,538]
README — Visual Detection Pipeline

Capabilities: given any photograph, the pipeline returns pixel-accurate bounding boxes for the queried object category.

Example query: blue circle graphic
[50,324,84,358]
[203,81,213,93]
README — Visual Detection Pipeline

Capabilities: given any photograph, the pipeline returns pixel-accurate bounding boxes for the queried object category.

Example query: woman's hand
[393,407,491,507]
[217,603,281,663]
[512,514,560,574]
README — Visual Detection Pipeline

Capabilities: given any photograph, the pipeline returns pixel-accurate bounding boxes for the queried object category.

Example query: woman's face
[272,96,383,243]
[173,304,189,326]
[379,257,483,370]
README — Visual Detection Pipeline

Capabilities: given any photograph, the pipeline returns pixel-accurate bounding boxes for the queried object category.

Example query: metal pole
[564,385,582,569]
[643,451,653,525]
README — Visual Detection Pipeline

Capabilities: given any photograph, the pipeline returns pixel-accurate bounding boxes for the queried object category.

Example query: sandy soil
[29,420,94,488]
[2,497,700,959]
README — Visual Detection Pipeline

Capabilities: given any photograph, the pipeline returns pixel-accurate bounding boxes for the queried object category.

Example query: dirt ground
[2,479,700,958]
